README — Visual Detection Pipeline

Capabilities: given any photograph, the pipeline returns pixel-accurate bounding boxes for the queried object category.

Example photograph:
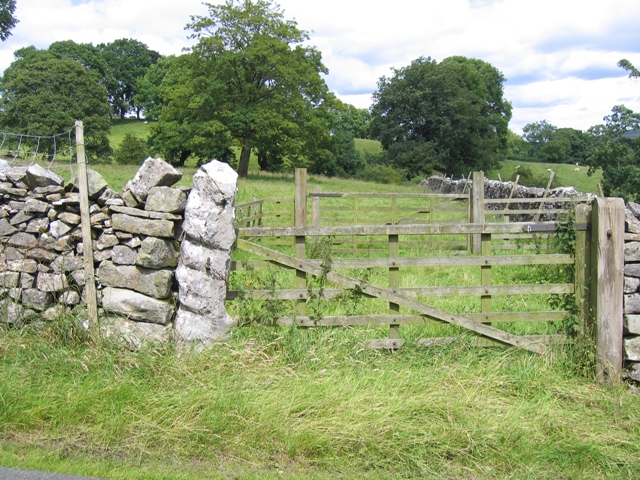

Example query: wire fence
[0,128,76,176]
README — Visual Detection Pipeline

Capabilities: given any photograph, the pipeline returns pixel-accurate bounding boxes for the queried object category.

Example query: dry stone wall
[623,202,640,382]
[422,175,593,220]
[0,157,237,348]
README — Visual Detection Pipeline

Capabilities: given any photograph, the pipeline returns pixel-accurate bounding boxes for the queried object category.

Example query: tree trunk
[237,138,252,178]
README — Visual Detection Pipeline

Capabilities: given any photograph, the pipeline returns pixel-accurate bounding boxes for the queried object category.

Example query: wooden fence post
[75,121,99,329]
[470,172,485,254]
[574,203,592,338]
[295,168,308,317]
[590,197,624,384]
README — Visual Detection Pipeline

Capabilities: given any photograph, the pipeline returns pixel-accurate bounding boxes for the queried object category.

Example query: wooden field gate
[230,170,624,368]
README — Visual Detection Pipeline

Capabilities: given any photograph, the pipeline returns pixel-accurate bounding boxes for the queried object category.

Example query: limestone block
[96,187,122,206]
[33,185,64,195]
[96,233,119,251]
[628,202,640,219]
[25,217,50,234]
[36,272,68,292]
[109,205,181,221]
[624,336,640,361]
[5,166,27,185]
[0,218,17,236]
[124,157,182,202]
[624,363,640,382]
[69,168,108,200]
[182,160,237,250]
[626,209,640,234]
[93,249,112,263]
[7,232,37,248]
[122,190,139,208]
[23,198,49,214]
[625,276,640,294]
[9,211,34,226]
[50,254,84,273]
[0,300,35,325]
[49,220,73,238]
[175,265,228,316]
[101,316,172,349]
[98,261,173,299]
[112,245,137,265]
[0,271,19,288]
[101,287,175,325]
[70,269,86,287]
[7,259,37,273]
[60,290,81,306]
[625,315,640,335]
[20,272,35,289]
[58,212,81,225]
[22,288,53,311]
[625,293,640,314]
[25,164,64,188]
[25,248,57,263]
[136,237,179,269]
[145,187,187,214]
[174,308,233,345]
[112,213,174,238]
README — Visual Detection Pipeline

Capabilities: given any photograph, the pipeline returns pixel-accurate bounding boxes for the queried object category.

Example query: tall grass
[1,320,639,479]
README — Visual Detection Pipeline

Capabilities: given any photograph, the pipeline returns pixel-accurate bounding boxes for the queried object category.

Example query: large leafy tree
[0,0,17,41]
[99,38,160,119]
[523,120,591,164]
[0,51,112,157]
[180,0,334,177]
[587,105,640,200]
[370,56,512,178]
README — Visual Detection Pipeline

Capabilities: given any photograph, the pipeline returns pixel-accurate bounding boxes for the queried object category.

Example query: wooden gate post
[470,172,485,254]
[590,197,624,384]
[294,169,308,317]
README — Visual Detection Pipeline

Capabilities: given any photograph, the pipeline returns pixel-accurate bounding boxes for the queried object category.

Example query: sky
[3,0,640,134]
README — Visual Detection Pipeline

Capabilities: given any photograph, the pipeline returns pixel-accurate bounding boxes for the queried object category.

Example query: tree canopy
[0,0,17,41]
[99,38,160,119]
[144,0,350,176]
[370,56,512,178]
[0,52,112,157]
[586,105,640,200]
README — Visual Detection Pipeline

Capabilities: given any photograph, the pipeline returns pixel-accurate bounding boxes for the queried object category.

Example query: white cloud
[2,0,640,133]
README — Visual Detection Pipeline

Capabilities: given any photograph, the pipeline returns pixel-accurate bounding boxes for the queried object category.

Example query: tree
[0,0,17,41]
[99,38,160,119]
[522,120,591,164]
[619,59,640,78]
[183,0,334,177]
[114,133,148,164]
[370,56,512,178]
[587,105,640,200]
[0,53,112,158]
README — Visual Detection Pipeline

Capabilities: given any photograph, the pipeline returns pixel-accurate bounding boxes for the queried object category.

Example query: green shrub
[356,164,406,184]
[114,133,148,165]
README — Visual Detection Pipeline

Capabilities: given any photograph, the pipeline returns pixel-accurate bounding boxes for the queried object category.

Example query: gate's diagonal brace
[236,239,547,355]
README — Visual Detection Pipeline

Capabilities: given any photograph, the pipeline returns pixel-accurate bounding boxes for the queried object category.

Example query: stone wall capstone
[0,157,237,348]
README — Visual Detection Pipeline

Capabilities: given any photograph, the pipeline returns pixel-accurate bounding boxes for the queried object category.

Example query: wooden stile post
[574,204,592,338]
[470,172,485,254]
[590,197,624,384]
[75,121,99,328]
[294,169,308,317]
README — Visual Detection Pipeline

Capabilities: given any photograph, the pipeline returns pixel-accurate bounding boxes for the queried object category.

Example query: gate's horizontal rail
[226,284,574,301]
[237,222,559,237]
[232,254,572,270]
[310,192,468,199]
[271,311,569,327]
